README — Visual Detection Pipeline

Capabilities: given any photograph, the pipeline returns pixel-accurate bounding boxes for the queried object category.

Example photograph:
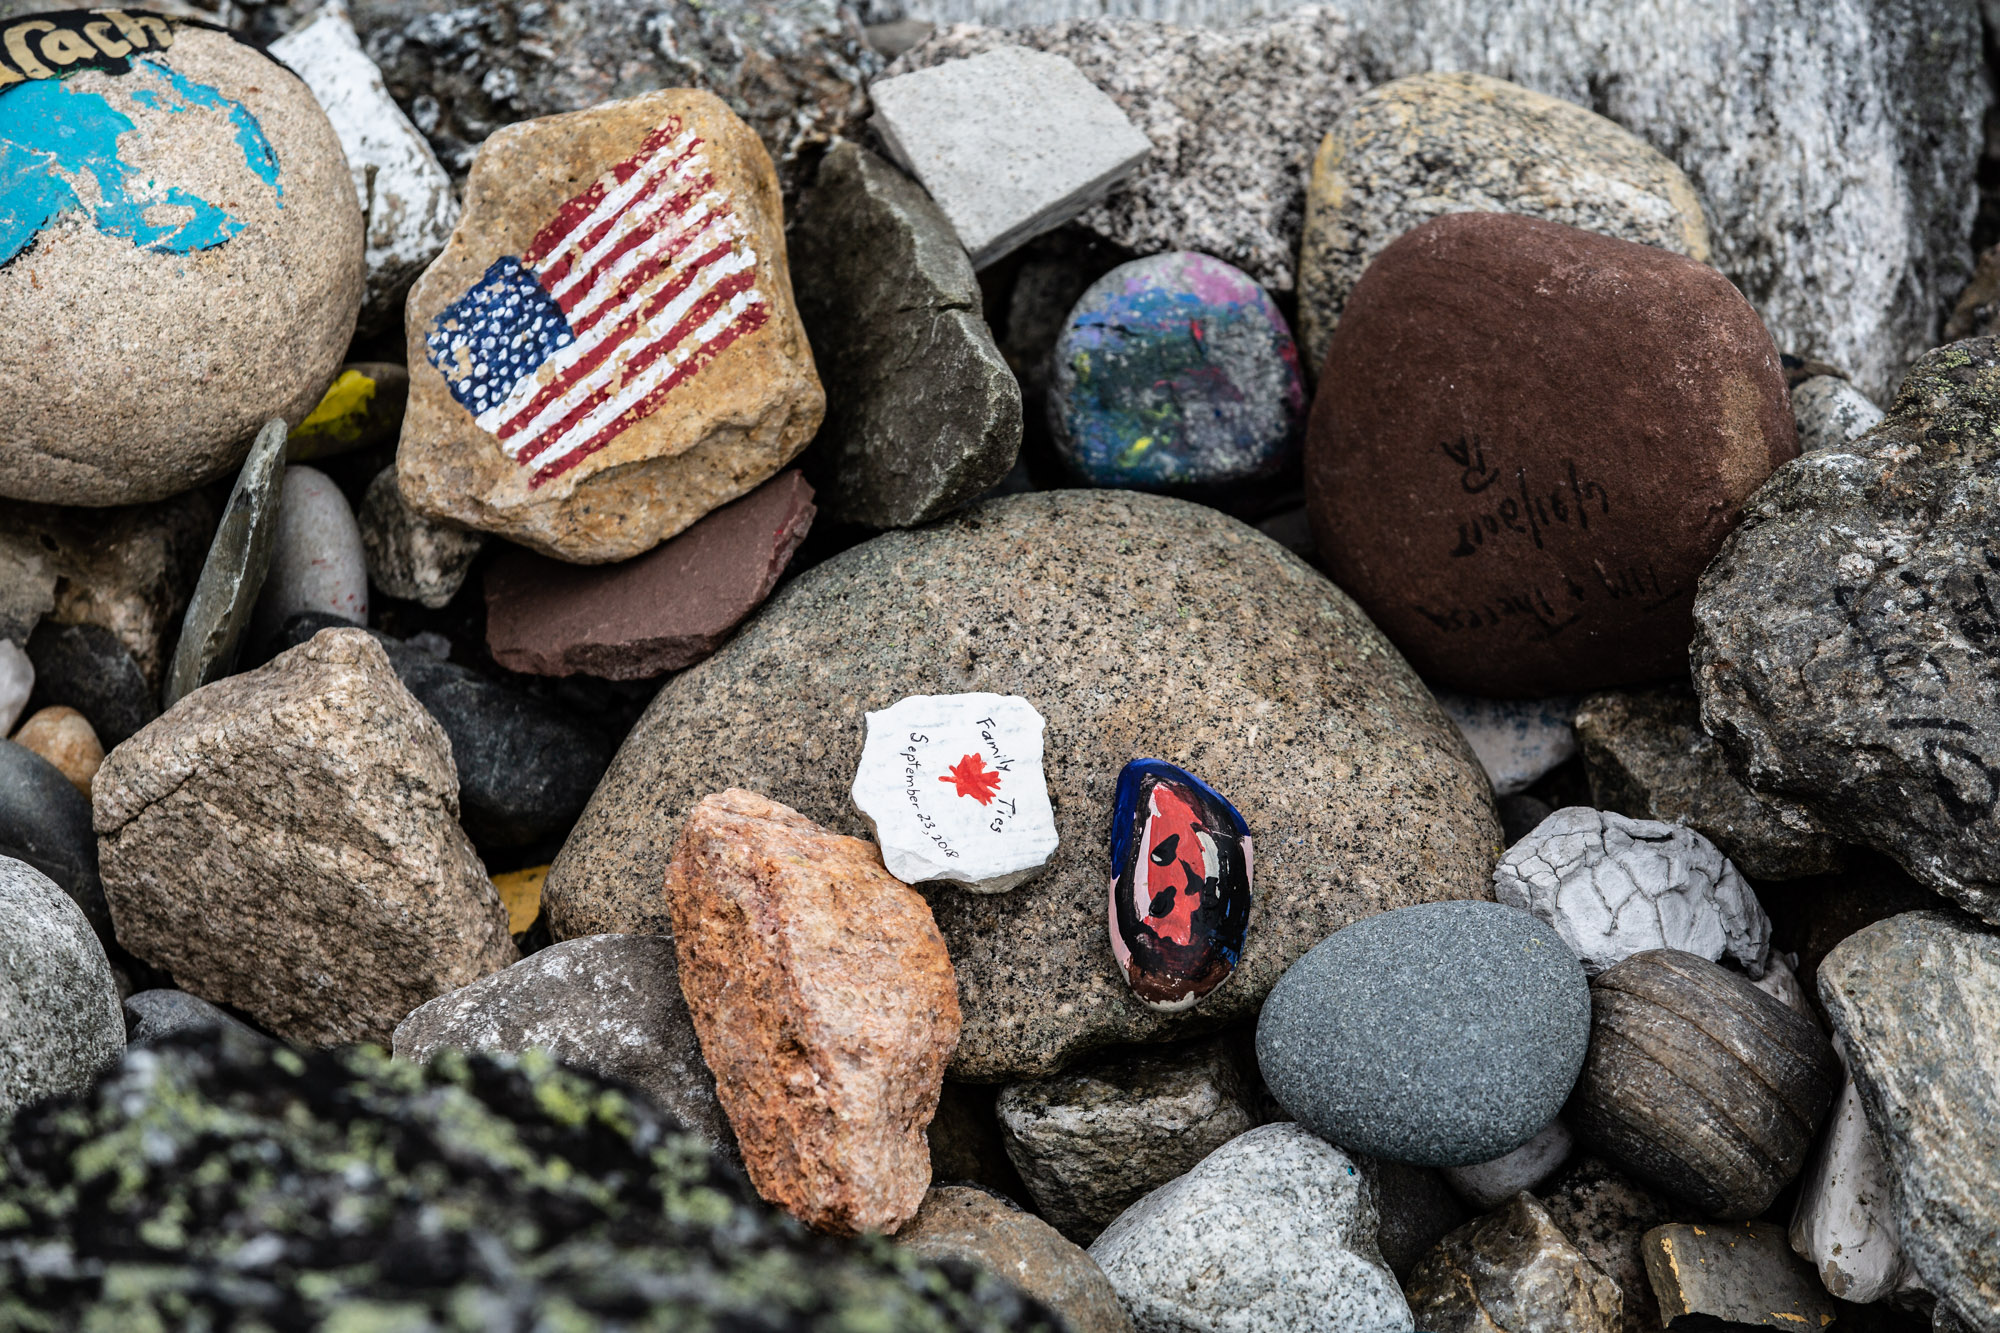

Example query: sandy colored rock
[545,490,1500,1081]
[1406,1192,1623,1333]
[399,89,824,564]
[1296,70,1710,375]
[665,788,959,1235]
[10,707,102,798]
[898,1186,1135,1333]
[94,628,517,1046]
[0,17,362,505]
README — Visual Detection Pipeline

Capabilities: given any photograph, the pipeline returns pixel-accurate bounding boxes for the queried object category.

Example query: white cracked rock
[1434,690,1578,797]
[851,692,1059,892]
[1494,807,1771,978]
[271,0,459,337]
[1088,1122,1414,1333]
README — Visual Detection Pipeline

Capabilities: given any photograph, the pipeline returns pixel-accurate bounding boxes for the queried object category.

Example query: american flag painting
[424,117,770,488]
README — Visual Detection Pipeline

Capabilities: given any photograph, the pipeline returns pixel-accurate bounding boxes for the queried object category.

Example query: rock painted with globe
[1108,759,1252,1011]
[399,88,823,564]
[1050,252,1303,488]
[851,693,1058,894]
[0,7,363,505]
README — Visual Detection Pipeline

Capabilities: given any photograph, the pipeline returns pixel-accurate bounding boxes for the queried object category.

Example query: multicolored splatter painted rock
[1049,251,1304,488]
[1109,759,1252,1011]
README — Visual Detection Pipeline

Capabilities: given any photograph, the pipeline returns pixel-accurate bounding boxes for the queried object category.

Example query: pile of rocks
[0,1,1993,1331]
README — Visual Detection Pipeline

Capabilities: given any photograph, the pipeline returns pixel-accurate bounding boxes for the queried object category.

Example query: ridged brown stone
[1567,949,1839,1219]
[1305,212,1795,697]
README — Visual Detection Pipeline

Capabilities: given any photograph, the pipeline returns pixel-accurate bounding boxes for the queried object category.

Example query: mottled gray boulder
[0,535,51,648]
[1324,0,1986,405]
[123,990,265,1046]
[1792,375,1885,454]
[1088,1123,1412,1333]
[0,857,123,1118]
[545,490,1499,1081]
[163,420,287,710]
[1819,913,2000,1333]
[1694,339,2000,924]
[394,934,736,1159]
[1494,807,1771,977]
[1573,689,1843,880]
[995,1037,1256,1244]
[792,140,1020,528]
[355,0,876,192]
[889,9,1368,293]
[358,466,484,610]
[1296,69,1709,374]
[1405,1192,1622,1333]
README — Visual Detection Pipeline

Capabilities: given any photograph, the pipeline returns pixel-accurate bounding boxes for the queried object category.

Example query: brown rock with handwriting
[1305,213,1794,696]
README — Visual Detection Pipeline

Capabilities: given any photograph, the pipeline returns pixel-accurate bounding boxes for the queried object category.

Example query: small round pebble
[10,706,103,797]
[1256,900,1591,1168]
[250,465,368,646]
[0,639,31,737]
[1049,251,1304,487]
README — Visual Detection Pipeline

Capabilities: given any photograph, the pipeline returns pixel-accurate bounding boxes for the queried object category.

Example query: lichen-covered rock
[95,628,518,1046]
[1573,688,1843,880]
[899,1186,1135,1333]
[0,857,123,1118]
[1819,912,2000,1333]
[1494,807,1771,977]
[1296,69,1710,375]
[888,9,1367,293]
[0,1030,1065,1332]
[1405,1192,1623,1333]
[356,0,876,194]
[545,490,1499,1081]
[1694,338,2000,924]
[995,1037,1257,1244]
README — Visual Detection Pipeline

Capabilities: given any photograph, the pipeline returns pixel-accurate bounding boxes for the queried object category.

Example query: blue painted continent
[0,57,282,266]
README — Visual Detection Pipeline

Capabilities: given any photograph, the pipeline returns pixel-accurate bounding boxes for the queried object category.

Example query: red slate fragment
[484,471,815,679]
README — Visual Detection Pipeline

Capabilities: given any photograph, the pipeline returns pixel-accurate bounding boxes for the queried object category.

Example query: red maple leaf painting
[939,753,1003,805]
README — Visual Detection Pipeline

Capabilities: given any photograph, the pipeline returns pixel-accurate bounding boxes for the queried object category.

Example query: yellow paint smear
[295,369,378,442]
[492,865,549,935]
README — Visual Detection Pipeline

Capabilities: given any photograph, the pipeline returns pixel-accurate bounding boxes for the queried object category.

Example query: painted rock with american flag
[398,89,824,564]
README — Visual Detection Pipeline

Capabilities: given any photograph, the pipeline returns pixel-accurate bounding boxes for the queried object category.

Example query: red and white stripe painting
[476,118,770,486]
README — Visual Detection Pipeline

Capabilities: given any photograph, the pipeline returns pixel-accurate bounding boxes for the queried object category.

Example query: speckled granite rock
[899,1186,1134,1333]
[792,140,1020,527]
[0,857,123,1118]
[1406,1192,1623,1333]
[1694,338,2000,923]
[1536,1155,1674,1333]
[888,8,1367,293]
[393,933,736,1160]
[545,490,1500,1080]
[96,628,517,1046]
[1325,0,1986,406]
[1088,1122,1412,1333]
[1792,375,1885,454]
[0,1032,1065,1332]
[1573,688,1843,880]
[358,465,485,610]
[0,16,362,505]
[1297,70,1709,375]
[356,0,876,194]
[1819,913,2000,1333]
[995,1037,1256,1243]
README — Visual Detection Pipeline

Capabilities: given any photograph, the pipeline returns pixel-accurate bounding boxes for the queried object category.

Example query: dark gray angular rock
[393,934,736,1160]
[1574,688,1843,881]
[123,990,265,1046]
[0,740,106,942]
[0,856,123,1118]
[24,622,157,749]
[1256,900,1592,1167]
[792,140,1021,528]
[1694,338,2000,924]
[1642,1221,1837,1331]
[353,0,876,194]
[1819,912,2000,1333]
[163,419,288,710]
[1362,1158,1471,1283]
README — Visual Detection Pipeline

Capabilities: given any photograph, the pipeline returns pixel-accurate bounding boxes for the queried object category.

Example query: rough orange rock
[665,788,959,1236]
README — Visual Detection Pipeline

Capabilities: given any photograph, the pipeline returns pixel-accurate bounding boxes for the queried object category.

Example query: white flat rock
[851,692,1059,893]
[870,46,1151,267]
[1790,1054,1918,1304]
[1441,1117,1574,1210]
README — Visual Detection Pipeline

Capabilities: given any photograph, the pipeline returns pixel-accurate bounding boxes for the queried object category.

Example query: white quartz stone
[1441,1117,1574,1210]
[1790,1051,1920,1304]
[870,46,1152,267]
[1494,806,1772,977]
[1434,689,1578,797]
[0,639,31,738]
[851,692,1059,892]
[272,1,459,333]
